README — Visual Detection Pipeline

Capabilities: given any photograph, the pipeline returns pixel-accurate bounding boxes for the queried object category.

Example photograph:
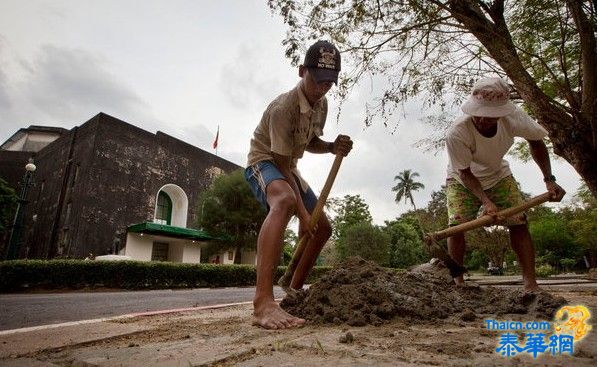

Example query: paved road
[0,286,287,331]
[1,276,593,331]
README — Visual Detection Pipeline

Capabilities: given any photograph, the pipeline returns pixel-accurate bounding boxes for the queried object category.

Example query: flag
[212,126,219,149]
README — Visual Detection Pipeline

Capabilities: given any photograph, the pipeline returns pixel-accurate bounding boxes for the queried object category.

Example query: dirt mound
[280,257,567,326]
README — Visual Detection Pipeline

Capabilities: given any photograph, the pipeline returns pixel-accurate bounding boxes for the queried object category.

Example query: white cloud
[0,44,164,137]
[220,43,293,111]
[27,46,145,117]
[0,0,585,228]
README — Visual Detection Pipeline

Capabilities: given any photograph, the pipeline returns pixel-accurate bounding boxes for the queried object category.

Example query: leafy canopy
[337,222,390,265]
[383,219,427,268]
[197,169,266,254]
[269,0,597,193]
[327,194,373,240]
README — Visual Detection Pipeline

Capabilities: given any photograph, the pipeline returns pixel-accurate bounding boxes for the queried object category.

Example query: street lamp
[5,158,36,260]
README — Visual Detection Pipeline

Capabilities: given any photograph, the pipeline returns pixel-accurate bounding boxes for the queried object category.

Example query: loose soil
[281,257,567,326]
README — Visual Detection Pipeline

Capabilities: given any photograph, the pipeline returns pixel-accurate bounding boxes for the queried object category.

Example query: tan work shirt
[247,83,328,188]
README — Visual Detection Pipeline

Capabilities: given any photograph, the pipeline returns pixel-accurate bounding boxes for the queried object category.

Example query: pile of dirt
[281,257,567,326]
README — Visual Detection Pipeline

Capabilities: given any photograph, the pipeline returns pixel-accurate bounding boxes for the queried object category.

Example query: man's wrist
[543,174,556,183]
[327,142,335,153]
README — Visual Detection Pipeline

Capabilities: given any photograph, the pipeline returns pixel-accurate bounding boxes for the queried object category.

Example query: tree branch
[566,0,597,128]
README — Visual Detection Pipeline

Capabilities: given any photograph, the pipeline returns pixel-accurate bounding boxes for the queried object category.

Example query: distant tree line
[199,169,595,274]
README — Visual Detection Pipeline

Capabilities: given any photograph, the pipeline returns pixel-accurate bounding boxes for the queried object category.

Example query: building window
[228,251,234,261]
[151,242,169,261]
[155,191,172,225]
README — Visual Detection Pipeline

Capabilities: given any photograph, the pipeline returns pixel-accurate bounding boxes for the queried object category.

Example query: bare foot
[253,300,305,329]
[454,277,466,287]
[522,277,541,293]
[523,284,541,293]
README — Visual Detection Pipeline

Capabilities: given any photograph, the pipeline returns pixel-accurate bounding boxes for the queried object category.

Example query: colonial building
[0,113,252,263]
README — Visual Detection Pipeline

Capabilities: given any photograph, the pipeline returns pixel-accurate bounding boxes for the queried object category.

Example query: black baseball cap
[303,40,341,84]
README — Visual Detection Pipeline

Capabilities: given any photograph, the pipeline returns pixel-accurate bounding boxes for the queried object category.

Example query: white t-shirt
[446,106,548,189]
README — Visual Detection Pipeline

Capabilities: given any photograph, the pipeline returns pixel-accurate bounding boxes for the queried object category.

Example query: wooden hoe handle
[278,154,344,289]
[428,192,552,241]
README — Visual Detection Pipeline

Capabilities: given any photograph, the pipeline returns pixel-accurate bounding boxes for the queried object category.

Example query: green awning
[127,222,218,241]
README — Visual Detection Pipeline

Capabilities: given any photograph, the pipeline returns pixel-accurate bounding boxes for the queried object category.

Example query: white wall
[181,243,202,263]
[222,250,235,264]
[4,131,60,151]
[210,249,256,265]
[124,233,152,261]
[125,233,202,263]
[166,241,201,263]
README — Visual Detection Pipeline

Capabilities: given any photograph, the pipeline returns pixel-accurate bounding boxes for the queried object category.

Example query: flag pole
[212,125,219,156]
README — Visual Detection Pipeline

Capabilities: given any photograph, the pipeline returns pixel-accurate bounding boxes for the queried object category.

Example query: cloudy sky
[0,0,584,225]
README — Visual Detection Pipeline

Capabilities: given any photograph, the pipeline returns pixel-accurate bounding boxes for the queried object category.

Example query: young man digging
[245,40,353,329]
[445,77,566,292]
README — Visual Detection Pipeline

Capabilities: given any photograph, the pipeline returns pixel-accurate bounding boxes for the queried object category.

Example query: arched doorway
[154,184,188,227]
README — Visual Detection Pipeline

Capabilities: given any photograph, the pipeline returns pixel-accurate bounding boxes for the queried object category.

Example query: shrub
[535,264,557,278]
[0,260,331,292]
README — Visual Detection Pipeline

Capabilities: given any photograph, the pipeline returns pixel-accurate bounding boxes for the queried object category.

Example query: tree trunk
[448,0,597,194]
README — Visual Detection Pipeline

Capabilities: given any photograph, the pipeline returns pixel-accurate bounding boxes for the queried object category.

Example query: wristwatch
[543,174,556,183]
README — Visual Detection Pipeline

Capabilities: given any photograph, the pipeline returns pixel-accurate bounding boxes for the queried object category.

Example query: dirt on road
[0,259,595,366]
[281,257,567,326]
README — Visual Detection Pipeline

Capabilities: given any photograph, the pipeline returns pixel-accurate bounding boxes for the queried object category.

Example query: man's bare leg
[253,182,305,329]
[509,224,540,292]
[290,214,332,290]
[448,233,466,285]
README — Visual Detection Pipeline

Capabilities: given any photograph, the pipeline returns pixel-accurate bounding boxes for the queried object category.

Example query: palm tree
[392,169,425,210]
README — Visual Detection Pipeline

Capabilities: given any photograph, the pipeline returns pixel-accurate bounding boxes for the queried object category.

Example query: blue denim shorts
[244,161,317,212]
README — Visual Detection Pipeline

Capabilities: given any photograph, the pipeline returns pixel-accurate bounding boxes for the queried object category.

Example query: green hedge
[0,260,332,292]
